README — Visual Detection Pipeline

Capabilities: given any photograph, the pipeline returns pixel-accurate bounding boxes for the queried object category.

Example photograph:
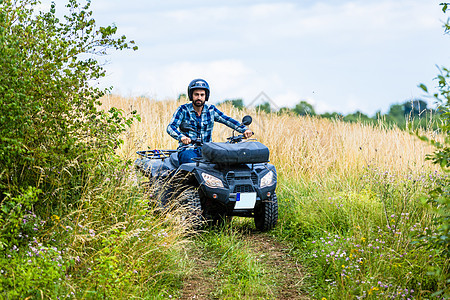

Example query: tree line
[218,98,440,130]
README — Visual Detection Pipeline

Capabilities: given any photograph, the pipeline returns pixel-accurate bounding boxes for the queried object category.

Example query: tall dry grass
[100,94,436,182]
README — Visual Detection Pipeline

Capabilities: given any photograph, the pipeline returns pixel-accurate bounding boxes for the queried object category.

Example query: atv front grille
[226,172,234,183]
[226,172,258,186]
[251,173,258,185]
[234,185,254,193]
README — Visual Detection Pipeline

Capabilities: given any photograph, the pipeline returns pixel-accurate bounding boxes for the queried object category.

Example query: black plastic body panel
[135,150,277,217]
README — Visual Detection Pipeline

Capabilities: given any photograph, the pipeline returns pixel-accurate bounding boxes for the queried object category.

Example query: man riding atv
[135,78,278,231]
[167,78,253,164]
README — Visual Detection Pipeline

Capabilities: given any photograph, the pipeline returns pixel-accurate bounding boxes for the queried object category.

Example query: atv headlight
[260,171,274,188]
[201,173,224,188]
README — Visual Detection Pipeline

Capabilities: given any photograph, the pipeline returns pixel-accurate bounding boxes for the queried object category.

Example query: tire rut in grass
[181,242,218,299]
[245,232,309,300]
[180,229,309,299]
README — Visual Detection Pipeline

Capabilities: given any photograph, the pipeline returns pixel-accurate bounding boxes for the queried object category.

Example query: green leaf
[418,83,428,92]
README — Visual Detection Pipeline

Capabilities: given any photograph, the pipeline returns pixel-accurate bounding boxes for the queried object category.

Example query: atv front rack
[136,149,177,160]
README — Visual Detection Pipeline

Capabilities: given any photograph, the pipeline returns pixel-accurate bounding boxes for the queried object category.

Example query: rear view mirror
[242,115,252,126]
[179,122,194,133]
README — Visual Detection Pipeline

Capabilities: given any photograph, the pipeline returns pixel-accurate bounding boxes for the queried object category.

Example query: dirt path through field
[245,233,309,300]
[180,230,309,299]
[180,236,221,300]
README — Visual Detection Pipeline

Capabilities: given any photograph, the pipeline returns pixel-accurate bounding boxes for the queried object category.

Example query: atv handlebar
[181,131,254,147]
[178,137,203,151]
[227,132,254,144]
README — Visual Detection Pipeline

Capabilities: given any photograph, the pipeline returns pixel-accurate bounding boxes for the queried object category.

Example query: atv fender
[175,164,232,206]
[176,163,197,173]
[172,164,200,187]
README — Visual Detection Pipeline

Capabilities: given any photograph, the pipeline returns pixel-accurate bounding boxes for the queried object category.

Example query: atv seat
[169,152,180,168]
[202,142,269,164]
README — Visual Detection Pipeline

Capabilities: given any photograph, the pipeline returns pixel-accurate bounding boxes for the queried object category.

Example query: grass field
[98,95,447,299]
[3,96,447,299]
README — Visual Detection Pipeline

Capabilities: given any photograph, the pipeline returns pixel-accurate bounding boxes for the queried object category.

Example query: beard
[193,100,204,107]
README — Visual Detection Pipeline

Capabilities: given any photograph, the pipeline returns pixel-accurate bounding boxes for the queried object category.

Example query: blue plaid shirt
[167,102,248,148]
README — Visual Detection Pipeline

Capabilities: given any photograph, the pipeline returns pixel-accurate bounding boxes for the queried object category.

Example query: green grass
[3,155,448,299]
[274,166,449,299]
[196,225,276,299]
[1,161,188,299]
[1,159,283,299]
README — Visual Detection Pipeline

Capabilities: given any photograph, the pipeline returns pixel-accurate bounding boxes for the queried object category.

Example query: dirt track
[181,231,309,300]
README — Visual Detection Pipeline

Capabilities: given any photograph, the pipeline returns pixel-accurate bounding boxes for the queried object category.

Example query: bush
[0,0,137,240]
[415,4,450,297]
[0,1,172,298]
[0,240,71,298]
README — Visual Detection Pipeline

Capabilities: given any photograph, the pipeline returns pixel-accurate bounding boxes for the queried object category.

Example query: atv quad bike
[135,115,278,231]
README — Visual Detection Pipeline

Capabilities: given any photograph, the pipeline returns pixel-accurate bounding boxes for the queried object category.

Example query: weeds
[197,226,276,299]
[276,165,449,299]
[0,156,190,299]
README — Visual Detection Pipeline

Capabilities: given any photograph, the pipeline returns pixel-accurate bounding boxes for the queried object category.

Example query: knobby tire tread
[254,192,278,232]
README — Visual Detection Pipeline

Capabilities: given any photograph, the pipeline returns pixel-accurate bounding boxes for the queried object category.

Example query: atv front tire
[254,192,278,231]
[178,187,204,230]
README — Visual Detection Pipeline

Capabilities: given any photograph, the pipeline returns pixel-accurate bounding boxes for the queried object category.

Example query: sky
[43,0,450,115]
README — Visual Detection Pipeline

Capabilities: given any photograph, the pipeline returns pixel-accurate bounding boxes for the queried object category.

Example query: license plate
[235,192,257,209]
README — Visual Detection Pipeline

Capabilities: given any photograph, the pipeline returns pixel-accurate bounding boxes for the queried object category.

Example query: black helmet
[187,79,210,101]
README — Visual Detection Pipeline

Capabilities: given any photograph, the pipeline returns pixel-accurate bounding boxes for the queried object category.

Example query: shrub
[0,0,137,241]
[415,4,450,297]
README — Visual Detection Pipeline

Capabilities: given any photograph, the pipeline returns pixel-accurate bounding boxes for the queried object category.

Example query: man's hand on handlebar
[181,136,191,145]
[243,130,253,139]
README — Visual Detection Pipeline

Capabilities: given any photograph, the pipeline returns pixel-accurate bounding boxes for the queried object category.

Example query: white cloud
[130,60,259,100]
[37,0,450,115]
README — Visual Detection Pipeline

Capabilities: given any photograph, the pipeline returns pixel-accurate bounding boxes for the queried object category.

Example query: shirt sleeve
[212,106,248,133]
[167,105,185,141]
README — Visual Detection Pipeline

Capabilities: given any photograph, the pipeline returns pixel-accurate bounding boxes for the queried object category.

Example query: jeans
[178,148,201,164]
